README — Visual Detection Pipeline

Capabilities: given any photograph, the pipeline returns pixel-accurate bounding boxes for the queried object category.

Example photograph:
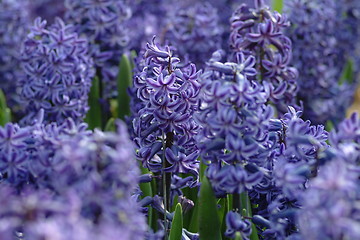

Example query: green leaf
[272,0,283,13]
[188,198,200,233]
[217,198,227,227]
[325,120,334,132]
[85,76,102,129]
[104,118,116,132]
[199,176,222,240]
[0,90,11,126]
[0,89,7,110]
[169,203,183,240]
[235,232,243,240]
[339,59,354,85]
[117,54,132,120]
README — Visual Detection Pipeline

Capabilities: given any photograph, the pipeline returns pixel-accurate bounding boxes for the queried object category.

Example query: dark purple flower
[225,211,252,239]
[19,17,94,124]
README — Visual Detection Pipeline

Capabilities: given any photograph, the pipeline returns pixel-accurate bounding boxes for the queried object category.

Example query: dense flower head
[133,37,201,177]
[285,0,359,124]
[165,2,222,67]
[335,0,360,75]
[249,106,329,239]
[29,0,66,24]
[131,38,202,211]
[229,1,299,114]
[0,117,146,239]
[126,0,168,51]
[297,158,360,240]
[18,17,94,124]
[0,0,31,113]
[65,0,131,99]
[196,50,275,196]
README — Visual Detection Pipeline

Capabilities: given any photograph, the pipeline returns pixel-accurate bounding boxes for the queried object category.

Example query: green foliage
[272,0,283,13]
[85,77,102,129]
[117,54,132,120]
[169,203,183,240]
[0,90,11,126]
[339,59,354,85]
[199,176,222,240]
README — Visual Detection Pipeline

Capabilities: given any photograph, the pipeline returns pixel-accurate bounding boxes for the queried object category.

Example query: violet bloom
[249,106,329,239]
[225,211,252,239]
[133,37,201,179]
[196,50,274,196]
[230,2,299,114]
[19,17,94,124]
[65,0,131,99]
[165,2,222,67]
[285,0,359,124]
[0,0,31,114]
[297,159,360,240]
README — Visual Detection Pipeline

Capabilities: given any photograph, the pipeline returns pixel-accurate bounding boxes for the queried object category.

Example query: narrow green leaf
[189,161,206,232]
[221,195,231,240]
[272,0,283,13]
[339,59,354,85]
[0,90,11,126]
[104,118,116,132]
[199,161,207,181]
[188,198,200,233]
[325,120,334,132]
[217,198,227,227]
[117,54,132,120]
[169,203,183,240]
[85,76,102,129]
[235,232,243,240]
[243,193,259,240]
[139,166,153,227]
[0,89,7,110]
[199,176,222,240]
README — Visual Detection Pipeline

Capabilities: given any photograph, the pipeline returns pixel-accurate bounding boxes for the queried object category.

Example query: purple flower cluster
[133,37,201,197]
[126,0,168,52]
[297,158,360,240]
[28,0,66,24]
[196,50,274,196]
[294,113,360,239]
[285,0,359,124]
[0,0,31,113]
[18,18,94,124]
[229,0,299,114]
[248,106,328,239]
[165,2,222,67]
[0,116,146,239]
[65,0,131,99]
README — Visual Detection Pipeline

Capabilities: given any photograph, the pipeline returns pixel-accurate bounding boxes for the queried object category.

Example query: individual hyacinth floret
[229,0,299,114]
[225,211,252,239]
[19,17,94,124]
